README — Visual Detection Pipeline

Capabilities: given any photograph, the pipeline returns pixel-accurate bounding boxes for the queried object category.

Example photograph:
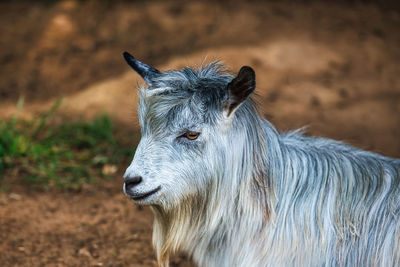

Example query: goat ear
[123,51,161,86]
[224,66,255,117]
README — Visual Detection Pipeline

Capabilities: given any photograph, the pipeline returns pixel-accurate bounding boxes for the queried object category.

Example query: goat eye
[183,131,200,140]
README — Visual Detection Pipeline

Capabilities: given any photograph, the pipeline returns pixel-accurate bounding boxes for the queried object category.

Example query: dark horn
[123,51,160,85]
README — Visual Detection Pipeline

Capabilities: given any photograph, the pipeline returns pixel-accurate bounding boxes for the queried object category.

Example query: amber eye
[183,131,200,140]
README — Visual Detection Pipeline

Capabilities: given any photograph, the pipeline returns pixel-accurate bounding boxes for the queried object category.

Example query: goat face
[122,52,255,207]
[124,98,214,207]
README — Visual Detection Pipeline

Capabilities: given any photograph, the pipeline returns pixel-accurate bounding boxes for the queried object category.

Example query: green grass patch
[0,97,134,190]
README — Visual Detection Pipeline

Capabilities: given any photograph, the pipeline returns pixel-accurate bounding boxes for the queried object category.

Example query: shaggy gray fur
[122,54,400,267]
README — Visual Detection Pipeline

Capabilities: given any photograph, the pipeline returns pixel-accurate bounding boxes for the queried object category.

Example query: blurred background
[0,0,399,266]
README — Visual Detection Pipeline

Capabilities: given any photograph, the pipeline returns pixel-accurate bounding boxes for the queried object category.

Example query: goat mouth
[130,186,161,201]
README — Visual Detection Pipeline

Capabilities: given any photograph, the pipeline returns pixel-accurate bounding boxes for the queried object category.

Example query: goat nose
[125,176,142,191]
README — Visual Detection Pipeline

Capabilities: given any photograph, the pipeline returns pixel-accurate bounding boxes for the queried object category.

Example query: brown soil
[1,0,399,266]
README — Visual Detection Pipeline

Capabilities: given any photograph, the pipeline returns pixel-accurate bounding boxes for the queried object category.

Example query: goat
[122,52,400,267]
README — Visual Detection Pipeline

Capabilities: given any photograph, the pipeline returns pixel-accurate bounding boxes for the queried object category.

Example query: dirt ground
[1,0,400,266]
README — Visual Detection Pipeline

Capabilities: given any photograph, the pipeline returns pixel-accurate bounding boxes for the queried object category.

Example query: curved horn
[123,52,160,85]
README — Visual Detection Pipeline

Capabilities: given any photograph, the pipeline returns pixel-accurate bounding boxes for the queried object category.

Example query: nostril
[125,176,142,189]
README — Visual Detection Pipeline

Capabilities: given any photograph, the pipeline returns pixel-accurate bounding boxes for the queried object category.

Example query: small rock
[78,248,92,258]
[9,193,21,201]
[102,164,117,176]
[126,233,139,241]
